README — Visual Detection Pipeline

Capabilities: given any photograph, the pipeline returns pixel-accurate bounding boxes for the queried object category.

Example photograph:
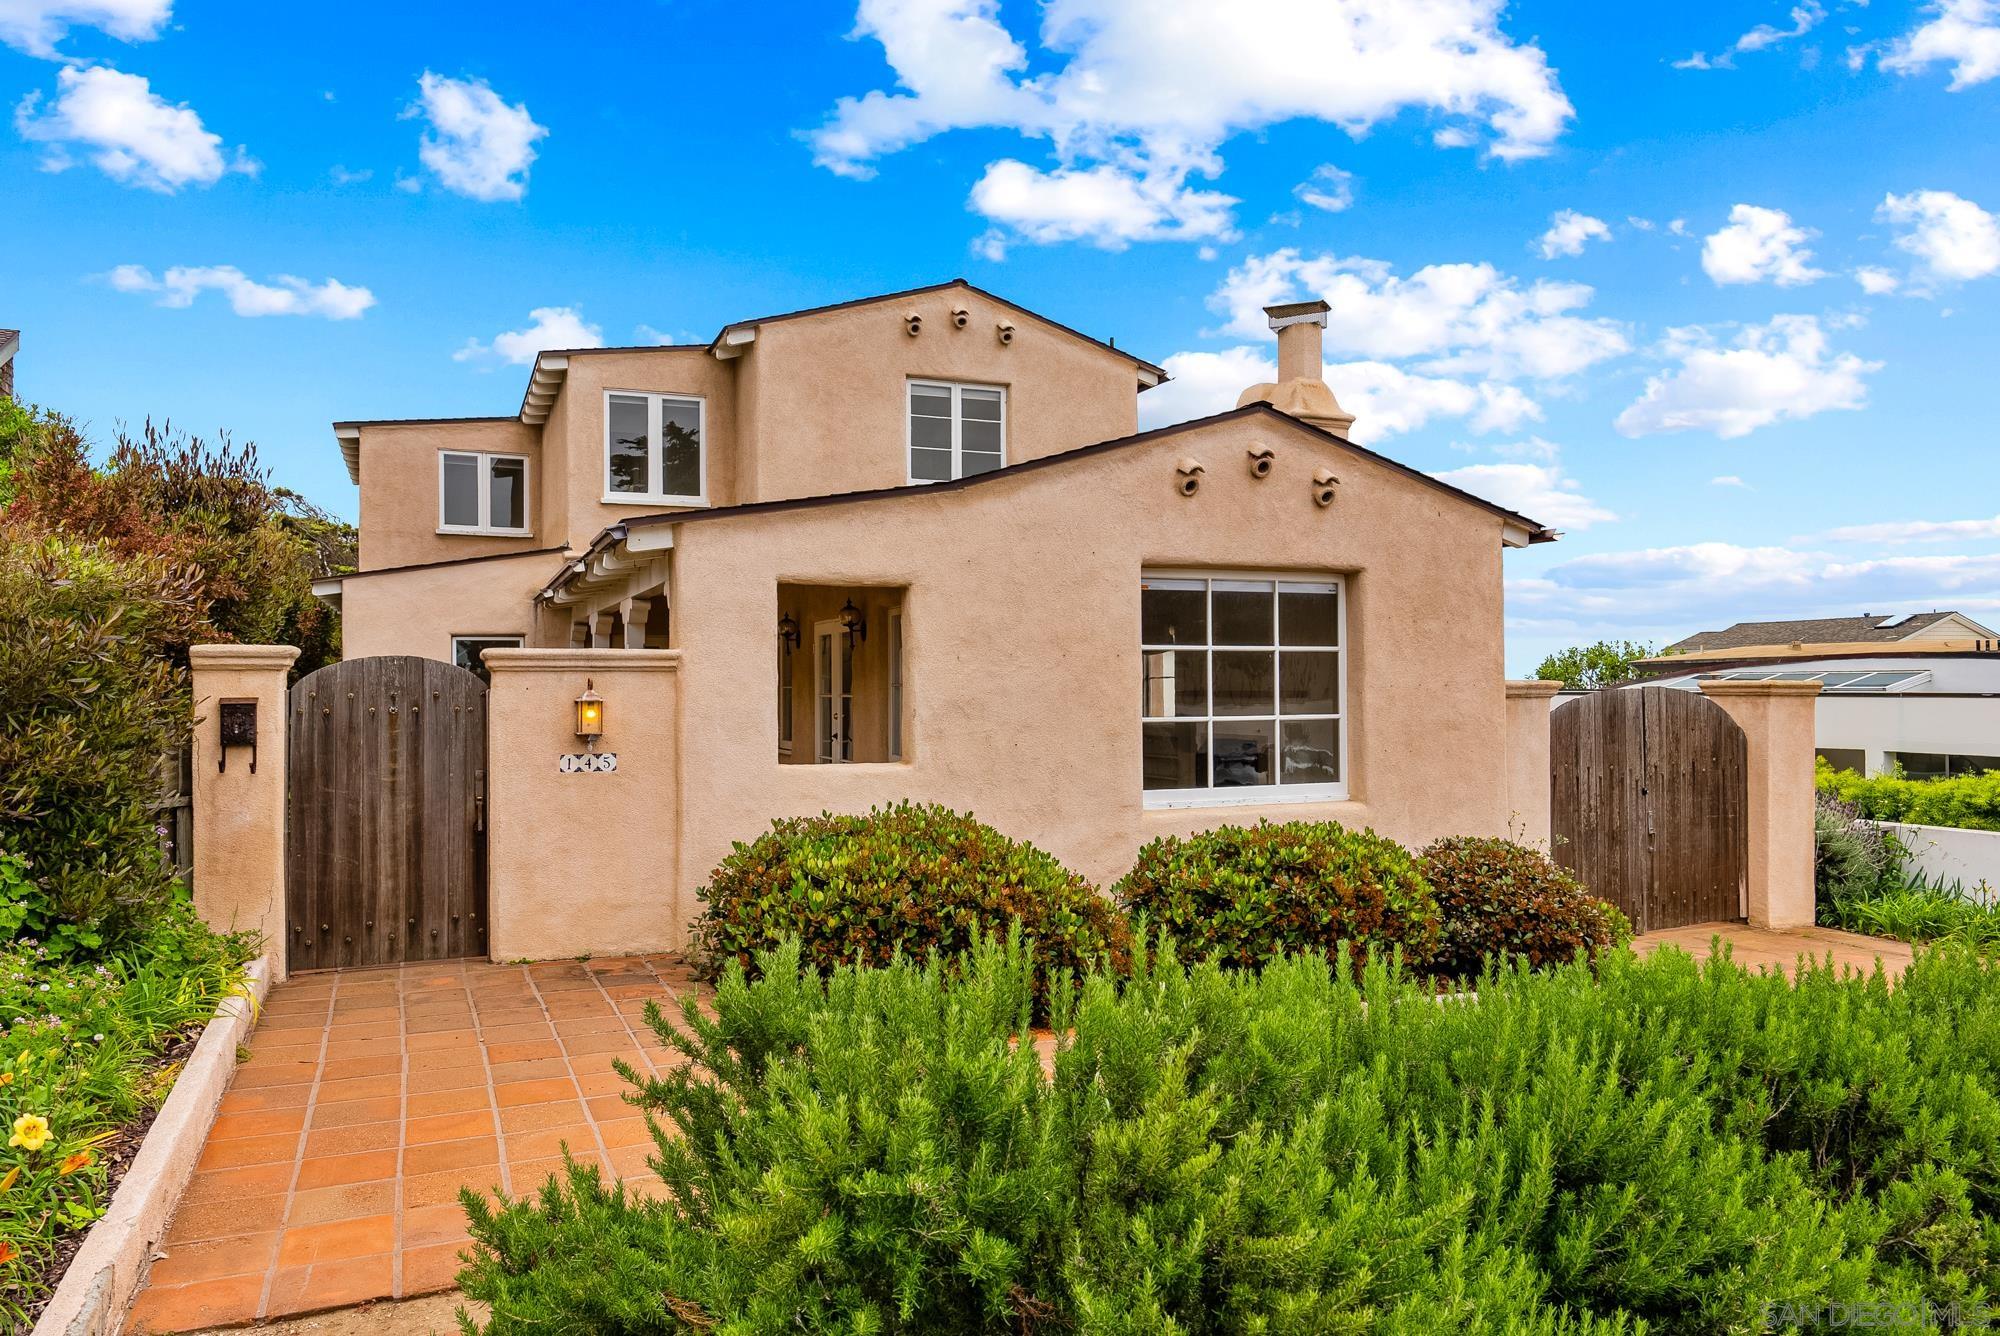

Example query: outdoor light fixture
[573,680,605,749]
[778,612,800,649]
[839,598,867,642]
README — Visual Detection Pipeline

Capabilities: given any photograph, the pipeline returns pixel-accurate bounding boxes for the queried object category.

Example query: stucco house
[314,279,1558,913]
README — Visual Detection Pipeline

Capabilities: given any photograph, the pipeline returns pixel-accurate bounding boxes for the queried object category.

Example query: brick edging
[32,956,274,1336]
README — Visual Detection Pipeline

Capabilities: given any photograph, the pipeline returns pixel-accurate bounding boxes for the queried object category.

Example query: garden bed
[1,908,255,1331]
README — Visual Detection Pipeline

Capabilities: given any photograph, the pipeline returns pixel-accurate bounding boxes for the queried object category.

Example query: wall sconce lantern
[573,679,605,750]
[839,599,867,643]
[777,613,800,649]
[217,699,258,773]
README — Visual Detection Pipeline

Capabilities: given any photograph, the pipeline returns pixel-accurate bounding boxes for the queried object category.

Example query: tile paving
[126,955,706,1334]
[1632,921,1915,978]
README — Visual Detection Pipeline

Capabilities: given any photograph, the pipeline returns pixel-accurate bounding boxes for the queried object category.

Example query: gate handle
[475,768,486,833]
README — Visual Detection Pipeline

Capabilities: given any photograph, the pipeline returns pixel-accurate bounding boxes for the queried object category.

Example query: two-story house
[317,279,1555,894]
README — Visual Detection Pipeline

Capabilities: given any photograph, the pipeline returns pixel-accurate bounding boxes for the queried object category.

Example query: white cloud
[1294,164,1355,213]
[811,0,1573,250]
[106,264,375,319]
[1711,474,1751,488]
[328,164,372,186]
[1854,266,1902,295]
[1880,0,2000,88]
[1537,209,1611,259]
[1700,204,1826,286]
[1823,513,2000,543]
[1615,314,1878,439]
[1210,248,1629,382]
[1878,188,2000,284]
[968,159,1237,253]
[0,0,168,58]
[407,72,546,202]
[454,306,602,365]
[1139,347,1540,444]
[1430,460,1616,530]
[14,64,251,192]
[1675,2,1825,69]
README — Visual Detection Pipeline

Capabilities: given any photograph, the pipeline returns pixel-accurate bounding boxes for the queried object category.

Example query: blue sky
[4,0,1999,673]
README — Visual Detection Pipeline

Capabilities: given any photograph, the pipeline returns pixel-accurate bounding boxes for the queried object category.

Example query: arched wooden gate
[285,656,488,970]
[1550,686,1748,932]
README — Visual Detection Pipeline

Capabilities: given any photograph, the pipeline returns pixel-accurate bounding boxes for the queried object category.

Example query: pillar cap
[1505,679,1565,699]
[484,648,681,674]
[189,644,300,670]
[1696,679,1823,698]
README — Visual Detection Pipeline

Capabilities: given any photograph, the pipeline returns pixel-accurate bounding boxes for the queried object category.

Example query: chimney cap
[1265,299,1331,330]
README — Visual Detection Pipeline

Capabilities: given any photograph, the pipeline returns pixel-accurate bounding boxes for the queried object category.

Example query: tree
[0,403,354,673]
[1533,639,1657,690]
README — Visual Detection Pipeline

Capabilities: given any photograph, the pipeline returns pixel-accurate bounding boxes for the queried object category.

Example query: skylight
[1702,668,1931,692]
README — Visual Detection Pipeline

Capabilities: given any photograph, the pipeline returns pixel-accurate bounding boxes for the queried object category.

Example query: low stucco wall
[1504,680,1562,845]
[484,650,684,959]
[188,646,295,977]
[1873,821,2000,901]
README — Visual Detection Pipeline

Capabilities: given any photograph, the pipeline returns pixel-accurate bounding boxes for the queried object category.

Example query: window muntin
[1141,575,1345,805]
[888,610,905,759]
[450,634,523,683]
[605,390,705,505]
[908,381,1005,483]
[439,452,531,535]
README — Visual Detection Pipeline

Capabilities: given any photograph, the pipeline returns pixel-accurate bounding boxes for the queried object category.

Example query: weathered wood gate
[1550,686,1749,932]
[286,656,488,970]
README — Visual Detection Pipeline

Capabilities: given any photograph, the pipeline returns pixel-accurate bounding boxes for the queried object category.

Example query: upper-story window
[606,391,705,505]
[439,451,530,535]
[908,380,1005,483]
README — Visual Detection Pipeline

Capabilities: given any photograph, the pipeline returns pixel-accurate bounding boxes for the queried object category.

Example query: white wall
[1816,694,2000,774]
[1872,821,2000,903]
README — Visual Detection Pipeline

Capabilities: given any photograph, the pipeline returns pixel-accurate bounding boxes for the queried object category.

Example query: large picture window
[1140,574,1345,805]
[439,452,529,535]
[605,390,705,505]
[908,380,1004,482]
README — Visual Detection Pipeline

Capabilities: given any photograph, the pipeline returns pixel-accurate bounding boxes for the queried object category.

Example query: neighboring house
[1629,612,2000,777]
[317,279,1556,886]
[0,328,17,401]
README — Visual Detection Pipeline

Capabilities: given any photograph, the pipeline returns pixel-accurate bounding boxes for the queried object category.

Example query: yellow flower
[0,1166,17,1192]
[0,1071,13,1085]
[58,1150,93,1176]
[8,1114,49,1152]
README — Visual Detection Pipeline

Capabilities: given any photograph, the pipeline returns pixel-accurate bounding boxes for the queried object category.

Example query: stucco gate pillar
[1503,680,1564,846]
[189,644,298,981]
[1697,679,1823,930]
[483,648,683,961]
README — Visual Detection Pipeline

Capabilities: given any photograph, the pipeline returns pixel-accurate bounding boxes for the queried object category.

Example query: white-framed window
[451,634,523,683]
[439,452,530,535]
[605,390,705,505]
[1140,573,1346,807]
[887,609,905,759]
[908,380,1005,483]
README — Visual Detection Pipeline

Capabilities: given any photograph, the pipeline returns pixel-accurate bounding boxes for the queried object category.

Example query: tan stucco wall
[188,645,296,979]
[663,412,1513,913]
[735,287,1140,503]
[1699,680,1822,930]
[484,650,683,959]
[1504,680,1562,845]
[340,551,557,662]
[549,347,740,545]
[355,420,544,571]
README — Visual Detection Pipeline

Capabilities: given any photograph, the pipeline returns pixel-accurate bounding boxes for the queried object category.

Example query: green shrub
[457,936,2000,1333]
[1113,819,1440,972]
[0,535,193,953]
[1815,789,1901,909]
[1819,758,2000,832]
[689,803,1129,1011]
[1416,835,1628,977]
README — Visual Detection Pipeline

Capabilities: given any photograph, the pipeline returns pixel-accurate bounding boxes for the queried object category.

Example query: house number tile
[558,752,618,773]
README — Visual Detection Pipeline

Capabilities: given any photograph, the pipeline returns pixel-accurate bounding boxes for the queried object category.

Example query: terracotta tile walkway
[127,956,709,1334]
[1634,921,1915,978]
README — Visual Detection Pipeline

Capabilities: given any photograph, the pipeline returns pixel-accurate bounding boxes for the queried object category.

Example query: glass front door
[815,622,853,764]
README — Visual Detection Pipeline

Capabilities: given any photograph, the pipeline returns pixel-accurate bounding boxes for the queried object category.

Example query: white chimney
[1235,299,1355,437]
